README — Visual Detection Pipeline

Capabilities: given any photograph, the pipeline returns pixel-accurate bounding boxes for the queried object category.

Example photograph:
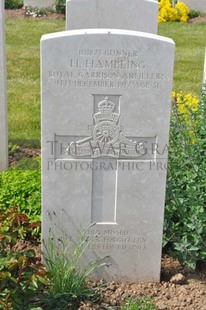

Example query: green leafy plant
[164,85,206,268]
[14,157,41,171]
[8,144,19,156]
[55,0,66,14]
[188,10,204,19]
[0,160,41,234]
[38,217,108,310]
[121,296,157,310]
[0,207,47,310]
[5,0,23,9]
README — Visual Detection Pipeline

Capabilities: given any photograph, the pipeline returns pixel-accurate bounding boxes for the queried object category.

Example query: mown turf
[158,22,206,95]
[6,18,65,144]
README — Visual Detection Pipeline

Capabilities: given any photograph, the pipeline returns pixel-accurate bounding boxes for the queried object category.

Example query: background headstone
[203,47,206,84]
[0,0,8,171]
[24,0,55,8]
[180,0,206,13]
[41,29,175,282]
[66,0,158,34]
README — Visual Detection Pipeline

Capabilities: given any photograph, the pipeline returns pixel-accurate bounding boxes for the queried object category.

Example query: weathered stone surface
[66,0,158,33]
[24,0,55,8]
[41,29,174,282]
[182,0,206,13]
[203,47,206,83]
[0,0,8,171]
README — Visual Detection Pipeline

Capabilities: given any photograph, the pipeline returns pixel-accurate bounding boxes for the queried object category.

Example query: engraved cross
[52,95,156,224]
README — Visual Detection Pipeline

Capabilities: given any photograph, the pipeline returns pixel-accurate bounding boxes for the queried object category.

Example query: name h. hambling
[68,58,146,70]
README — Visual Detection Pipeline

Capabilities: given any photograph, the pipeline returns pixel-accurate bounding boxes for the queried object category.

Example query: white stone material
[41,29,175,282]
[203,47,206,83]
[66,0,158,34]
[181,0,206,13]
[0,0,8,171]
[24,0,55,8]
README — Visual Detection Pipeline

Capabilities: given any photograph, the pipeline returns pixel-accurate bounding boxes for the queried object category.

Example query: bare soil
[78,254,206,309]
[6,9,206,309]
[188,16,206,24]
[8,145,41,166]
[5,7,65,20]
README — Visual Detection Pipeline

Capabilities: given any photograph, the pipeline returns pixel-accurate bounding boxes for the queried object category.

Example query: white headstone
[66,0,158,34]
[181,0,206,13]
[0,0,8,171]
[24,0,55,8]
[41,29,175,282]
[203,47,206,84]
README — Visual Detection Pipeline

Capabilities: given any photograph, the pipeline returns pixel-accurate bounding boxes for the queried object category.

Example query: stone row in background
[24,0,206,14]
[0,0,8,171]
[24,0,55,8]
[65,0,158,34]
[180,0,206,13]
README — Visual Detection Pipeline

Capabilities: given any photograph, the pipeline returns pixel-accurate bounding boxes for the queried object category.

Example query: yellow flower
[176,2,190,22]
[172,91,199,123]
[158,0,190,23]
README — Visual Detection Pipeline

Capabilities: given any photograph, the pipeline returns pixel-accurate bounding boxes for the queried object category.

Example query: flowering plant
[165,87,206,268]
[158,0,190,23]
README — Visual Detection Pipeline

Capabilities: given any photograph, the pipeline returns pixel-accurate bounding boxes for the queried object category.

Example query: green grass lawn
[5,18,206,145]
[6,18,65,144]
[158,22,206,95]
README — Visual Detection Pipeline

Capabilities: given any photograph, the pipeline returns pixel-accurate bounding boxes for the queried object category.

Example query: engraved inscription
[87,229,147,252]
[47,48,167,90]
[78,49,141,57]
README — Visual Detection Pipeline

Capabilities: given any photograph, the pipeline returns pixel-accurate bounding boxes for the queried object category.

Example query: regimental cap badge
[94,96,120,124]
[98,96,115,113]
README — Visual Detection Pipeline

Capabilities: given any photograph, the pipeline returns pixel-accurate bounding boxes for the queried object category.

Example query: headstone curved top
[0,0,8,171]
[66,0,158,34]
[24,0,55,8]
[181,0,206,13]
